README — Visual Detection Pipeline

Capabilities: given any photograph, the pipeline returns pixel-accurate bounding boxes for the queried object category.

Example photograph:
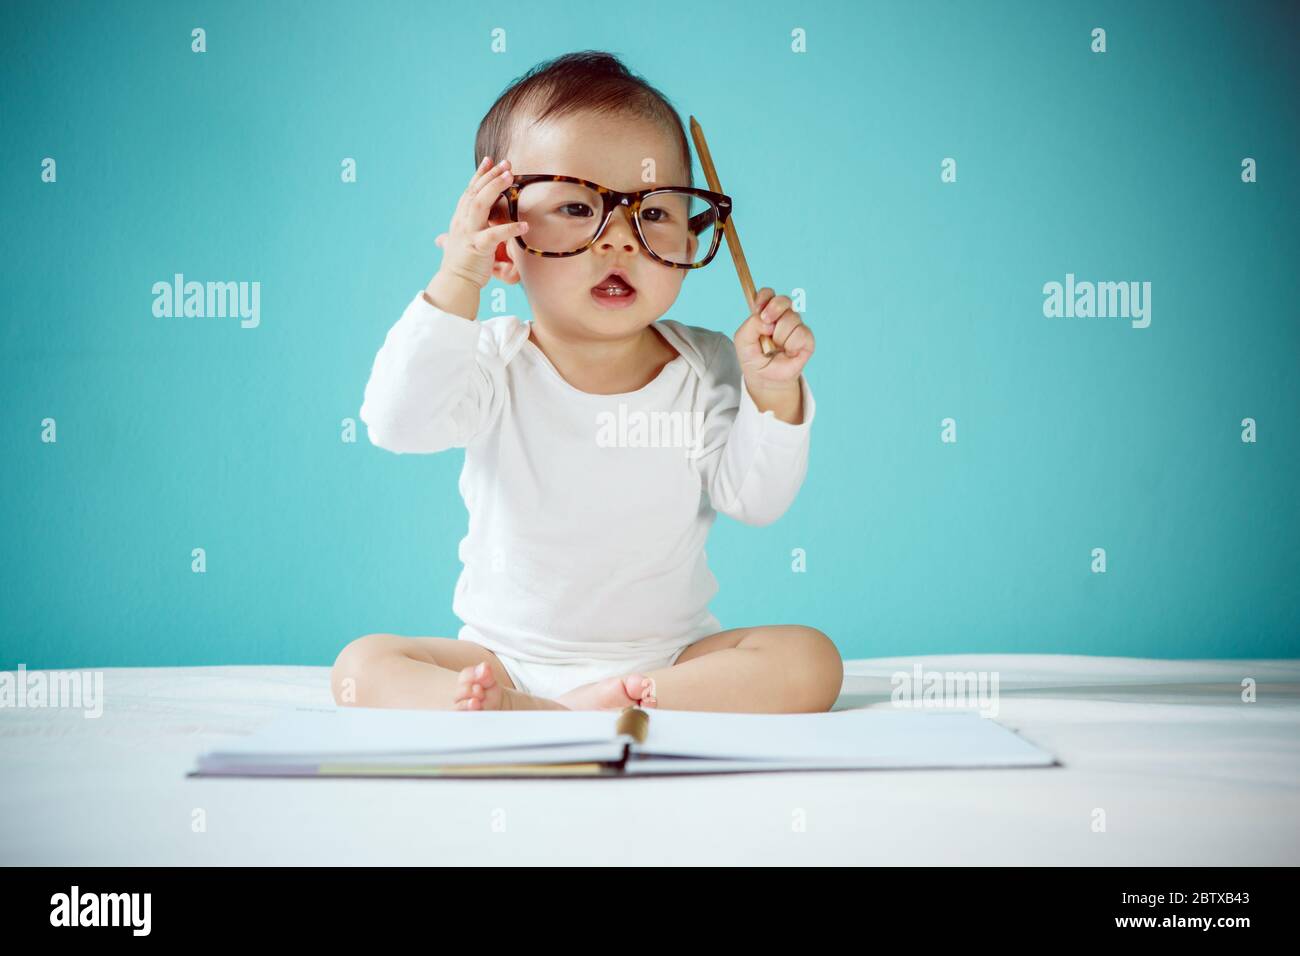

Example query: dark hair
[475,50,693,186]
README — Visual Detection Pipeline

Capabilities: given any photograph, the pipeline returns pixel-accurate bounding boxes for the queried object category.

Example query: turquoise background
[2,0,1297,668]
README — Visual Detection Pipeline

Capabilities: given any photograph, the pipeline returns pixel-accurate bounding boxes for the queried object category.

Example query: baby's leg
[635,625,843,714]
[330,634,568,711]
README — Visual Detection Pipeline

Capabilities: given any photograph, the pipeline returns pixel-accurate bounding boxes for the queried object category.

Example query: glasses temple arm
[688,207,718,236]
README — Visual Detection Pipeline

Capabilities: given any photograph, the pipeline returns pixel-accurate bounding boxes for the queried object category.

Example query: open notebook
[190,705,1059,778]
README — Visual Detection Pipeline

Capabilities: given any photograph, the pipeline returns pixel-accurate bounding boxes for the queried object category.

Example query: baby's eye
[557,202,595,218]
[641,206,678,226]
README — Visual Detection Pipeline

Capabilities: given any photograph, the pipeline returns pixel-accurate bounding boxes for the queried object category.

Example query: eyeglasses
[501,174,732,269]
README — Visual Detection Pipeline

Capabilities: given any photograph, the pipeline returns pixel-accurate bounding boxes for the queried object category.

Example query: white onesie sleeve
[359,291,509,454]
[693,333,817,526]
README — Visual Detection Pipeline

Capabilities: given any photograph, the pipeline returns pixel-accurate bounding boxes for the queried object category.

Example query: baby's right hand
[433,156,530,289]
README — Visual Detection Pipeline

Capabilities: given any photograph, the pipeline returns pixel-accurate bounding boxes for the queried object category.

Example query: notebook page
[198,741,628,771]
[633,708,1051,764]
[205,707,620,758]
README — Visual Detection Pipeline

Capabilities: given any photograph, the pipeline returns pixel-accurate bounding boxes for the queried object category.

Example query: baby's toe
[621,674,655,704]
[453,663,494,705]
[460,663,495,692]
[640,678,658,707]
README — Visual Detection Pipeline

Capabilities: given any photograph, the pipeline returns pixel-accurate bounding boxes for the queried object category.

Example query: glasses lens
[514,180,604,253]
[514,182,720,264]
[639,191,718,266]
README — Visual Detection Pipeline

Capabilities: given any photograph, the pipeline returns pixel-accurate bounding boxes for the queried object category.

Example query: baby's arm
[358,287,497,454]
[694,333,817,526]
[360,157,528,454]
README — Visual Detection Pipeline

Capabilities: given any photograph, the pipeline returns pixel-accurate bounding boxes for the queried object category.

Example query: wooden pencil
[688,115,778,357]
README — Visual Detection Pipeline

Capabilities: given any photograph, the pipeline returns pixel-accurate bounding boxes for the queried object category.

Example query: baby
[332,51,842,714]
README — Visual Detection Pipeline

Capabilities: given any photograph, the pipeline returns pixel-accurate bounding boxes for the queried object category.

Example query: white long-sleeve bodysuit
[359,291,816,699]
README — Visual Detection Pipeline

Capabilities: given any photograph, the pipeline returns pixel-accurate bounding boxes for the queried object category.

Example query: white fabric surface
[491,643,688,701]
[358,291,815,666]
[1,654,1297,865]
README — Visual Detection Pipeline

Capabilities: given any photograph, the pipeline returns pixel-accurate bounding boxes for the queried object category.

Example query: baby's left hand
[734,287,815,392]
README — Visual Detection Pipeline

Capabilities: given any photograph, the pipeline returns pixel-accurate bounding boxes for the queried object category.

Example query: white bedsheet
[2,655,1297,865]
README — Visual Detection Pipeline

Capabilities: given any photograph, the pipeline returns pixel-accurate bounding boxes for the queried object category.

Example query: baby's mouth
[591,272,636,298]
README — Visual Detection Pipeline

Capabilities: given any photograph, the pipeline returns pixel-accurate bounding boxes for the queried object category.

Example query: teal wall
[2,0,1297,667]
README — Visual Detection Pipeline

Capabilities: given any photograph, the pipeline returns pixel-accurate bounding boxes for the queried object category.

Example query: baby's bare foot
[637,676,658,708]
[453,662,569,711]
[454,662,505,711]
[556,674,657,711]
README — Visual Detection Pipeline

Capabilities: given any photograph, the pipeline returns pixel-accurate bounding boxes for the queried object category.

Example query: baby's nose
[598,208,638,249]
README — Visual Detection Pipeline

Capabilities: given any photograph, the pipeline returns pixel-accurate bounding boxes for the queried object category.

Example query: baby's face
[488,111,695,341]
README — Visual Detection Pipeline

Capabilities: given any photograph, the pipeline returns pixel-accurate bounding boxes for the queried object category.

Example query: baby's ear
[491,236,522,285]
[482,195,518,283]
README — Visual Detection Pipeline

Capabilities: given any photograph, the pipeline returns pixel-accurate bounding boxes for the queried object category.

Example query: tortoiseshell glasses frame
[501,174,733,270]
